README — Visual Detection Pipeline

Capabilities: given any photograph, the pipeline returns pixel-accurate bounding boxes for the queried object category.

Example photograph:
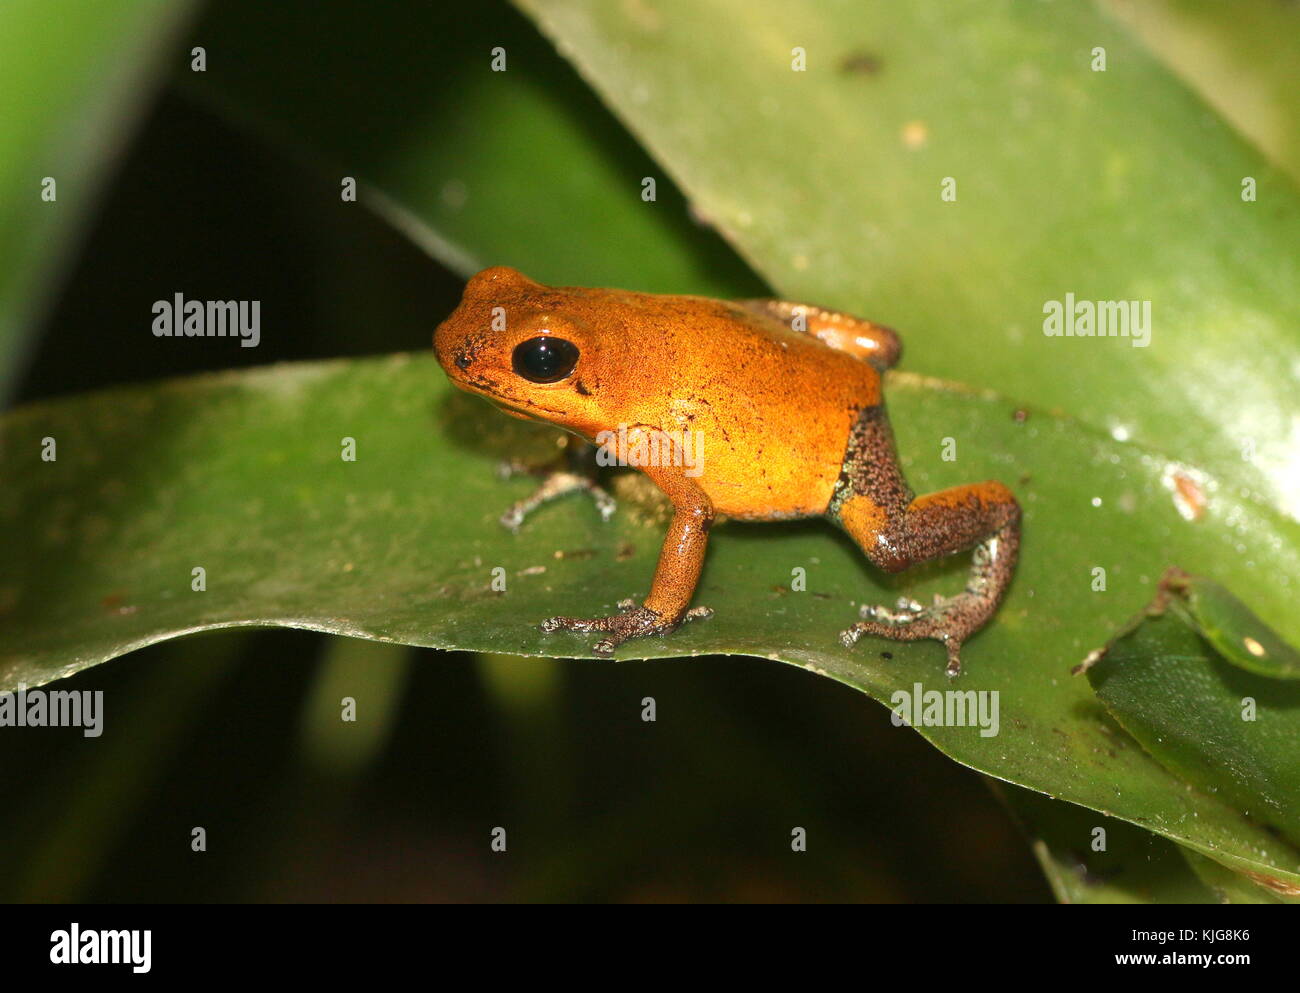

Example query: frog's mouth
[489,397,560,423]
[455,376,567,423]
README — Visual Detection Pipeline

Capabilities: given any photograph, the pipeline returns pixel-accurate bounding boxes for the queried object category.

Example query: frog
[434,266,1020,676]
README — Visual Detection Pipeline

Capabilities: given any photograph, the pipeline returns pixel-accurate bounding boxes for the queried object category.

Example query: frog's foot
[840,543,1006,677]
[540,599,713,656]
[498,459,616,532]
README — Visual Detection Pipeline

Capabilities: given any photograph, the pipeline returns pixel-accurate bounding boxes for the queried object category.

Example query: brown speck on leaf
[880,651,893,660]
[771,585,788,595]
[553,548,597,561]
[616,542,636,561]
[101,593,137,616]
[839,50,883,75]
[1013,408,1029,423]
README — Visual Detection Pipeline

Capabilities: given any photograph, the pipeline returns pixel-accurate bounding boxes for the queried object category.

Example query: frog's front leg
[498,436,616,532]
[832,407,1021,676]
[540,440,714,655]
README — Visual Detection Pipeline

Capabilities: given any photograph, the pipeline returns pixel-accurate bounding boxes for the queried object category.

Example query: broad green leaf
[1179,848,1286,905]
[514,0,1300,519]
[1100,0,1300,183]
[996,782,1216,904]
[4,354,1299,886]
[1086,613,1300,861]
[183,0,761,297]
[0,0,195,404]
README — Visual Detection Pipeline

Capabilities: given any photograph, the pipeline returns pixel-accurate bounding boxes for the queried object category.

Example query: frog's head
[434,266,610,435]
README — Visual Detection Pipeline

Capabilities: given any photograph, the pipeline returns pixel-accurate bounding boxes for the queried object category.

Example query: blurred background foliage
[2,0,1297,901]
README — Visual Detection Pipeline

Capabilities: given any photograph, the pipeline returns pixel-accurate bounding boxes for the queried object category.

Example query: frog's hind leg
[736,299,901,370]
[831,407,1020,676]
[840,491,1020,676]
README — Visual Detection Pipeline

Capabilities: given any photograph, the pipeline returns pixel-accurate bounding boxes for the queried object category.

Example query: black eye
[512,336,579,383]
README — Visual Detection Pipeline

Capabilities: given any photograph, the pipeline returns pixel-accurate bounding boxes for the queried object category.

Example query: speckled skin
[434,266,1020,674]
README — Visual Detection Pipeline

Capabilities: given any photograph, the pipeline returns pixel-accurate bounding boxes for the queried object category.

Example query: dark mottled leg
[831,406,1021,675]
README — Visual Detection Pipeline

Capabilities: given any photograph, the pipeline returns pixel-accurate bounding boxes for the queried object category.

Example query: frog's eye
[512,336,579,383]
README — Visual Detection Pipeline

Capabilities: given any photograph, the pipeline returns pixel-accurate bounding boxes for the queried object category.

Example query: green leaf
[0,0,195,403]
[996,782,1217,904]
[1179,848,1286,905]
[1086,612,1300,883]
[4,354,1300,888]
[183,0,761,297]
[1147,568,1300,679]
[513,0,1300,519]
[1099,0,1300,184]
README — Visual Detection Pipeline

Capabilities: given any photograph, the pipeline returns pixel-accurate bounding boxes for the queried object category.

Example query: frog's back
[619,293,881,520]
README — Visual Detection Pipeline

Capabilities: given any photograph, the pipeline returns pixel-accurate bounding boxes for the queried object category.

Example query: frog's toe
[496,457,531,481]
[539,613,604,635]
[498,467,616,532]
[592,487,618,522]
[842,615,913,646]
[857,600,918,625]
[540,602,712,655]
[842,600,974,676]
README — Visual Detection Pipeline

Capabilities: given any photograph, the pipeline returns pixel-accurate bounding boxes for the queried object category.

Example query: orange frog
[434,266,1020,675]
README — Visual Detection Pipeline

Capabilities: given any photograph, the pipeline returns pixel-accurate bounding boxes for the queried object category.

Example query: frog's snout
[432,312,482,379]
[445,331,487,375]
